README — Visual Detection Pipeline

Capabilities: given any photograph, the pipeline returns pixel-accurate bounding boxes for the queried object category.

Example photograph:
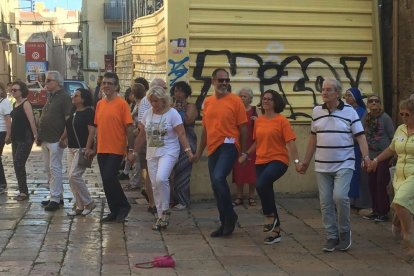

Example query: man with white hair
[300,78,371,252]
[38,70,72,211]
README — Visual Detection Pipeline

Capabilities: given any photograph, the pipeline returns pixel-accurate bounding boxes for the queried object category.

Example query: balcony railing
[104,1,123,22]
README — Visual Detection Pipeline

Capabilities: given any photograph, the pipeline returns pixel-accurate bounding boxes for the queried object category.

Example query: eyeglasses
[368,99,380,104]
[102,81,115,86]
[45,79,55,83]
[215,78,230,83]
[400,112,410,117]
[262,97,273,102]
[11,88,20,92]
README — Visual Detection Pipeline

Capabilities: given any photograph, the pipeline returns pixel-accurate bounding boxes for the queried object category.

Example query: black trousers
[12,141,33,194]
[97,153,130,215]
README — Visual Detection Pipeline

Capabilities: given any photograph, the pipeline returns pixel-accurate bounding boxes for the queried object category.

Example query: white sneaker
[81,201,96,216]
[173,203,187,211]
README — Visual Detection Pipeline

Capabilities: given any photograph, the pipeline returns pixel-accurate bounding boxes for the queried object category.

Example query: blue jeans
[208,144,238,223]
[256,161,288,225]
[316,169,353,239]
[97,153,130,215]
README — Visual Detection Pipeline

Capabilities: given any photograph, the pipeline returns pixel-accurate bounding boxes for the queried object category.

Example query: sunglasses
[368,99,380,103]
[11,88,20,92]
[400,112,410,117]
[216,78,230,83]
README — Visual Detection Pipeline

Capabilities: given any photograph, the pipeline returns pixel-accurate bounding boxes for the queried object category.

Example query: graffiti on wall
[168,56,190,86]
[193,50,367,119]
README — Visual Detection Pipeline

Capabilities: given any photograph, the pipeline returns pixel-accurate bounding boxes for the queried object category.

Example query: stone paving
[0,145,413,275]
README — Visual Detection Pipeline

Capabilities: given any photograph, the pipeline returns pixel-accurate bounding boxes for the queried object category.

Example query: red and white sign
[25,42,47,62]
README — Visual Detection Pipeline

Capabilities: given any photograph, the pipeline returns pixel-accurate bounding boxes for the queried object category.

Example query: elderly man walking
[195,68,247,237]
[38,71,72,211]
[94,72,135,223]
[299,78,371,252]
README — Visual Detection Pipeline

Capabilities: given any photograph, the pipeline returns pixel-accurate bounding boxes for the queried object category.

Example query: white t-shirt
[0,98,11,132]
[142,108,183,159]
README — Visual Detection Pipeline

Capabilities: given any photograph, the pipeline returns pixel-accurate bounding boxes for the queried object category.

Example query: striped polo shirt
[311,100,364,172]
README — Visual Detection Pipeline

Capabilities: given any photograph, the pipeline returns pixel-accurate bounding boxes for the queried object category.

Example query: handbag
[72,113,93,168]
[135,254,175,269]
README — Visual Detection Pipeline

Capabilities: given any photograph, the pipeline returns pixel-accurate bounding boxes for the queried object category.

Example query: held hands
[85,148,96,159]
[127,151,136,163]
[296,162,309,174]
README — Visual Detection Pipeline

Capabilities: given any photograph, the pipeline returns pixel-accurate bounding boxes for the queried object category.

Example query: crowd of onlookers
[0,69,413,262]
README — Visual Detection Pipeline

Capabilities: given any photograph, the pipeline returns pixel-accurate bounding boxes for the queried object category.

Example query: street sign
[25,42,47,62]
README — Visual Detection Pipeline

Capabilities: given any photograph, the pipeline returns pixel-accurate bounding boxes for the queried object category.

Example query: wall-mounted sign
[25,42,47,62]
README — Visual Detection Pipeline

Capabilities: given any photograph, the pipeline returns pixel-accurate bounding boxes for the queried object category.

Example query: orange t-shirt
[94,96,133,155]
[202,93,247,155]
[254,114,296,165]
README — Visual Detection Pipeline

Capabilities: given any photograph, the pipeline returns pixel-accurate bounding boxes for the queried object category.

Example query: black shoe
[41,199,64,206]
[210,225,224,238]
[44,201,60,211]
[118,173,129,180]
[223,213,238,236]
[101,213,117,223]
[374,215,388,222]
[116,206,131,222]
[362,213,378,220]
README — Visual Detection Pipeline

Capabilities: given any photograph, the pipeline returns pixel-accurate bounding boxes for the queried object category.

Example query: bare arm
[86,125,96,150]
[286,140,302,172]
[355,134,371,169]
[175,124,194,161]
[126,123,135,149]
[238,123,247,154]
[194,125,207,162]
[127,122,146,162]
[23,102,38,139]
[4,115,11,143]
[300,134,317,173]
[183,103,198,126]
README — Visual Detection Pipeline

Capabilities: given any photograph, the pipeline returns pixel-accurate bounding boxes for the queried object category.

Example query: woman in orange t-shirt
[239,89,301,245]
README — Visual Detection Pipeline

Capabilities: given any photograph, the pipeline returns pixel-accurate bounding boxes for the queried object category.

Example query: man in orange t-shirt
[195,68,247,237]
[94,72,134,223]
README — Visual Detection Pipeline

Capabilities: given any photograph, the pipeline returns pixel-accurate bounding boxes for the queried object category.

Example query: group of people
[0,67,413,262]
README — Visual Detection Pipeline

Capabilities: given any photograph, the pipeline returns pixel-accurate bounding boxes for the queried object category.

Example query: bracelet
[184,148,191,153]
[373,158,378,163]
[241,152,248,157]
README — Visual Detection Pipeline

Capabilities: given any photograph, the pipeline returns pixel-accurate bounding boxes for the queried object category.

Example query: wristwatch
[294,159,300,164]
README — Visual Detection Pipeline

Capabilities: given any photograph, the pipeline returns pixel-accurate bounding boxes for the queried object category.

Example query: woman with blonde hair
[128,86,194,230]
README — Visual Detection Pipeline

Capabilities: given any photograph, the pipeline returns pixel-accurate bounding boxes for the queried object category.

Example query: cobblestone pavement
[0,145,413,275]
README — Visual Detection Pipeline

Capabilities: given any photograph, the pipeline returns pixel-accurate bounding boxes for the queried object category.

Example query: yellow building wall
[115,34,133,92]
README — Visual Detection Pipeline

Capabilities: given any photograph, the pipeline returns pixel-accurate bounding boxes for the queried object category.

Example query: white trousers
[67,148,93,209]
[147,154,178,217]
[41,142,64,203]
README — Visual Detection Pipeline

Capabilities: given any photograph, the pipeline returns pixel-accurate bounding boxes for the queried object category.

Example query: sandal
[14,193,29,201]
[264,229,281,245]
[232,198,243,206]
[263,215,278,233]
[124,184,140,191]
[248,197,257,206]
